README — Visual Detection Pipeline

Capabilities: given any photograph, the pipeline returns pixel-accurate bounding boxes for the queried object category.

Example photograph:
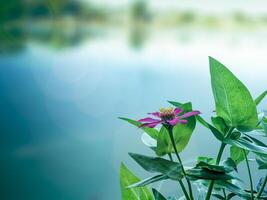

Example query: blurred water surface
[0,1,267,200]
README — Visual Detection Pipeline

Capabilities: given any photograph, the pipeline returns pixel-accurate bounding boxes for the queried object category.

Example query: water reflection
[1,0,267,53]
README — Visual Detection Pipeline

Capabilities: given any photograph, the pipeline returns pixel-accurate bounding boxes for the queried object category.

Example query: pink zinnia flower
[138,107,200,128]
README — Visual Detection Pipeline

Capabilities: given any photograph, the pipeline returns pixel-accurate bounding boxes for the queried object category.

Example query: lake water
[0,28,267,199]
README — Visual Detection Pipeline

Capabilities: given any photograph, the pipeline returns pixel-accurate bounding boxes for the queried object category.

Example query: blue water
[0,38,266,200]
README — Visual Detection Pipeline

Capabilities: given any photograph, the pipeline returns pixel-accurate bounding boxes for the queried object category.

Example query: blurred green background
[0,0,267,199]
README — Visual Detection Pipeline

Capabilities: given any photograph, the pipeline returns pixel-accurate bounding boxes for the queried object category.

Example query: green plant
[119,57,267,200]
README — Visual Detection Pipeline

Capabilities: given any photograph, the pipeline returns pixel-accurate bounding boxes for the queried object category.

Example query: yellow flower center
[159,107,175,120]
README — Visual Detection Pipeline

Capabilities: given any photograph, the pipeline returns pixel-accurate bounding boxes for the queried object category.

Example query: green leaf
[186,168,235,181]
[226,193,237,200]
[129,153,184,180]
[197,156,216,165]
[141,133,157,151]
[215,181,252,199]
[119,117,158,139]
[196,162,227,173]
[244,133,267,147]
[155,126,172,156]
[230,146,248,165]
[187,159,237,181]
[221,158,237,172]
[258,117,267,137]
[120,163,154,200]
[168,101,192,111]
[211,116,229,135]
[196,158,236,174]
[170,102,197,152]
[225,135,267,155]
[256,154,267,170]
[263,117,267,132]
[255,90,267,105]
[196,115,224,141]
[209,57,258,132]
[128,174,168,188]
[256,177,267,197]
[152,189,167,200]
[172,104,197,152]
[212,194,224,200]
[229,131,241,140]
[196,115,210,129]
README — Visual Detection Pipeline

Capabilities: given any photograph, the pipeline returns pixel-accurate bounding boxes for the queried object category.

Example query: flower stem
[205,143,226,200]
[167,127,194,200]
[256,175,267,199]
[179,180,191,200]
[168,152,190,200]
[222,189,226,199]
[205,127,234,200]
[244,150,254,200]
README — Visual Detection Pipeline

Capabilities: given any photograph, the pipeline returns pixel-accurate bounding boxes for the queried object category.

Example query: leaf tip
[120,162,126,170]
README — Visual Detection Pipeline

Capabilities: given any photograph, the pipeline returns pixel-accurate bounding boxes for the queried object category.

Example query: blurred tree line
[0,0,111,53]
[0,0,108,23]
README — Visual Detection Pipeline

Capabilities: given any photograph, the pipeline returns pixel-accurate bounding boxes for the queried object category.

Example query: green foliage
[128,174,168,188]
[225,134,267,155]
[221,158,238,172]
[155,126,172,156]
[255,90,267,105]
[120,163,154,200]
[215,181,255,199]
[209,57,258,131]
[119,57,267,200]
[257,117,267,137]
[197,156,215,165]
[186,167,235,181]
[196,115,224,141]
[187,158,237,181]
[141,133,157,150]
[230,146,248,165]
[172,103,197,152]
[129,153,184,181]
[256,154,267,170]
[152,189,167,200]
[211,116,229,135]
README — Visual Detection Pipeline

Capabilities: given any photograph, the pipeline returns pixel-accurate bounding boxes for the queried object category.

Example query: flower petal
[179,110,201,119]
[178,119,187,124]
[140,121,162,128]
[167,118,179,126]
[148,112,161,118]
[168,118,187,125]
[174,108,183,115]
[138,117,159,123]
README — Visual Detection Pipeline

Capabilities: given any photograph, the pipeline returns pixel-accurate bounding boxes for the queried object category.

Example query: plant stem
[168,151,190,200]
[222,189,226,199]
[168,153,173,161]
[256,175,267,199]
[205,127,234,200]
[244,150,254,200]
[167,127,194,200]
[216,143,226,164]
[179,180,191,200]
[205,143,226,200]
[205,181,214,200]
